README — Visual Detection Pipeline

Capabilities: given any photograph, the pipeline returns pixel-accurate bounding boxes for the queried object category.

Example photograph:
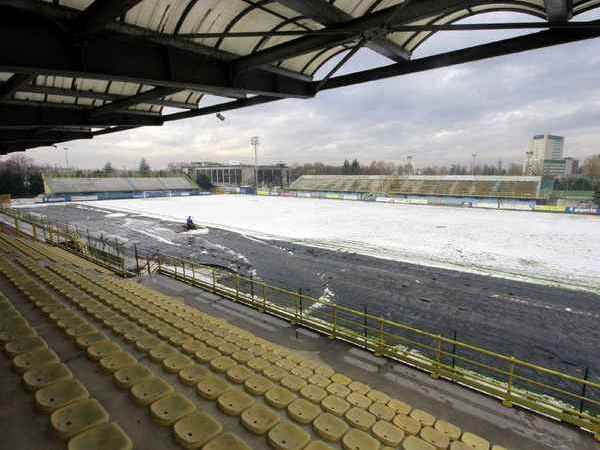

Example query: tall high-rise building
[523,134,566,177]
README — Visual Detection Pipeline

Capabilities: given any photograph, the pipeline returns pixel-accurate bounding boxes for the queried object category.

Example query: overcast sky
[20,11,600,169]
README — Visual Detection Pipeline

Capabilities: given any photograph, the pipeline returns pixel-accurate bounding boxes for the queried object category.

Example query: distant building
[523,134,577,178]
[564,157,579,177]
[184,161,289,188]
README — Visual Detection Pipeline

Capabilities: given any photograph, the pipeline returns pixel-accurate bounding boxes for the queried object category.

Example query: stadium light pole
[251,136,259,188]
[471,153,477,175]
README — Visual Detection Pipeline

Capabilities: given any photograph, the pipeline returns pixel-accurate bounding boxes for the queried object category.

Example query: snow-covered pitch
[87,195,600,290]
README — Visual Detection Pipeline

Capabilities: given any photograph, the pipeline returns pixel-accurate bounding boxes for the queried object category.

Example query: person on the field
[186,216,196,230]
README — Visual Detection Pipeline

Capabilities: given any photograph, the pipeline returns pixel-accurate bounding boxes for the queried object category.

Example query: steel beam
[275,0,409,61]
[0,129,93,142]
[320,23,600,90]
[15,84,198,110]
[0,8,313,99]
[74,0,145,34]
[0,103,164,129]
[164,96,281,121]
[544,0,573,23]
[90,87,180,116]
[233,0,473,72]
[0,73,34,101]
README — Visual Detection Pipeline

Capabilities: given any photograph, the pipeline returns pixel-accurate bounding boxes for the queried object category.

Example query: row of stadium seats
[0,233,509,450]
[290,176,540,199]
[0,268,132,450]
[44,176,196,195]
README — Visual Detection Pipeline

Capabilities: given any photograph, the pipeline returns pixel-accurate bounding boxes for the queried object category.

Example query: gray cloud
[21,11,600,169]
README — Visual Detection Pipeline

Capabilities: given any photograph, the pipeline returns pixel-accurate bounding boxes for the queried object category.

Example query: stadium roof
[2,0,600,155]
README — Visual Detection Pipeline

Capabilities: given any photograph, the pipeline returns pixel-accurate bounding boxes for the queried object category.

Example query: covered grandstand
[43,176,201,202]
[290,175,542,200]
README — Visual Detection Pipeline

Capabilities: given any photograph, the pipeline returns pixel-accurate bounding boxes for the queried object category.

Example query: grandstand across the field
[290,175,542,199]
[43,176,201,202]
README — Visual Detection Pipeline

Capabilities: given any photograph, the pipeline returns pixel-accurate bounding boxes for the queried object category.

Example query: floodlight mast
[251,136,259,188]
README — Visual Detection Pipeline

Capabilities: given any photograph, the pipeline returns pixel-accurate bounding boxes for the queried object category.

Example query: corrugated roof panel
[303,46,349,77]
[14,92,46,102]
[575,0,600,13]
[59,0,94,10]
[73,78,110,94]
[0,72,13,82]
[219,9,283,55]
[108,81,143,97]
[46,94,77,105]
[183,0,248,50]
[125,0,181,32]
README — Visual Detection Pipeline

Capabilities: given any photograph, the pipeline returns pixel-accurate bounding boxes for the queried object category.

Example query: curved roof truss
[1,0,599,154]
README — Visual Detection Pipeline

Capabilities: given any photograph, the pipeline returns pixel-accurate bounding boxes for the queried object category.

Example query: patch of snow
[105,213,127,218]
[85,195,600,291]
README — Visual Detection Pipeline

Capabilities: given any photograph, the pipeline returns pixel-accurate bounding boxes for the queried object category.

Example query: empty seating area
[0,232,510,450]
[44,176,198,195]
[291,176,541,199]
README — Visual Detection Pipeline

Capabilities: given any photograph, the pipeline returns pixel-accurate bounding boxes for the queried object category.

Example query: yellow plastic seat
[247,357,271,372]
[393,414,422,435]
[241,403,281,435]
[232,350,253,364]
[179,365,210,386]
[66,324,97,339]
[369,402,395,421]
[308,374,331,388]
[330,373,351,386]
[13,348,58,373]
[113,364,152,389]
[388,399,412,416]
[210,355,236,373]
[149,344,178,362]
[150,393,196,426]
[75,333,106,349]
[268,421,311,450]
[5,336,47,357]
[203,432,251,450]
[1,325,36,343]
[321,395,350,417]
[173,411,223,449]
[195,347,221,363]
[348,381,370,395]
[217,389,255,416]
[50,398,109,440]
[244,374,274,395]
[403,435,437,450]
[313,413,349,442]
[135,336,161,352]
[275,358,297,371]
[67,422,133,450]
[367,389,390,403]
[263,365,288,382]
[131,377,174,406]
[411,409,436,428]
[345,406,376,432]
[461,432,490,450]
[196,375,231,400]
[342,429,379,450]
[326,383,350,398]
[347,392,372,409]
[99,352,137,374]
[182,340,206,355]
[23,362,73,391]
[226,364,254,384]
[287,398,321,425]
[281,374,308,393]
[373,420,406,447]
[87,341,120,361]
[265,386,298,409]
[300,384,327,404]
[434,420,461,441]
[163,354,194,373]
[35,378,89,413]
